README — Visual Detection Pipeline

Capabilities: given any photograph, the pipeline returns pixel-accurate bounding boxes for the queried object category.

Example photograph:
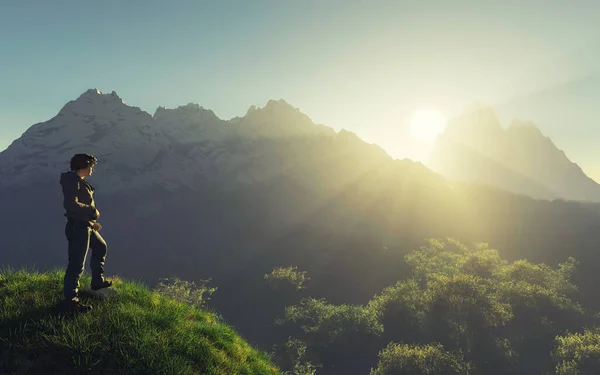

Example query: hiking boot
[62,299,92,313]
[91,279,113,291]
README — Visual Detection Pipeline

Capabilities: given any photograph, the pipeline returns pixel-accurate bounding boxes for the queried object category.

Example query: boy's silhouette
[60,153,112,312]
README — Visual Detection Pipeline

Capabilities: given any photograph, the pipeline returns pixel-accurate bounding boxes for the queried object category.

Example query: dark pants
[63,220,107,302]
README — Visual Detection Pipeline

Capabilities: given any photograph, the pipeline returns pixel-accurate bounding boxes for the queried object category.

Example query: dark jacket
[60,171,99,226]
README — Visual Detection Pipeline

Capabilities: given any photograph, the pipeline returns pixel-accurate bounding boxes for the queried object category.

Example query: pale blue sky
[1,1,599,178]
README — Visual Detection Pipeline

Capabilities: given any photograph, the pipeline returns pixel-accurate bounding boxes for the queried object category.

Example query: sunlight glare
[409,108,446,142]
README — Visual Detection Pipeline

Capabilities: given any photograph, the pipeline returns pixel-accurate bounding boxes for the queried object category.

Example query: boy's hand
[91,222,102,231]
[94,208,100,219]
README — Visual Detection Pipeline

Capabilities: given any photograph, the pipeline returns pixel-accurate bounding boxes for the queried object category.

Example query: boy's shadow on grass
[2,303,81,331]
[0,301,91,374]
[1,292,106,332]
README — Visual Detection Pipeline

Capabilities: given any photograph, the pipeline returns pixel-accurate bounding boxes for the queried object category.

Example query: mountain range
[428,104,600,202]
[0,89,337,192]
[2,89,600,351]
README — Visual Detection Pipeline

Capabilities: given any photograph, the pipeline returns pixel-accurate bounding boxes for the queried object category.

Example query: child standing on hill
[59,153,112,312]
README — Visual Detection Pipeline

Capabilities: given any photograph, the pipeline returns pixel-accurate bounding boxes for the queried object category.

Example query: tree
[369,342,471,375]
[153,276,216,309]
[265,266,310,292]
[370,238,586,374]
[553,328,600,374]
[280,298,383,373]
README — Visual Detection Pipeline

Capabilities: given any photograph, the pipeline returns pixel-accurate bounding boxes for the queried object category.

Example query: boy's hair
[70,153,98,171]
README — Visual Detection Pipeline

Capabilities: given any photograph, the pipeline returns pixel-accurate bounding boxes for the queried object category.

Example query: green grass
[0,267,280,375]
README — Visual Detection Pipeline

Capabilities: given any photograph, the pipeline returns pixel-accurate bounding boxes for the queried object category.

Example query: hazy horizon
[2,1,599,180]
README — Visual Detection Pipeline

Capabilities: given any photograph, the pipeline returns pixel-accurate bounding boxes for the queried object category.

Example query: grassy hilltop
[0,268,279,375]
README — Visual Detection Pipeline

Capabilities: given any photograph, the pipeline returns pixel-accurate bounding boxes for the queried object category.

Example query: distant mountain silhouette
[428,104,600,202]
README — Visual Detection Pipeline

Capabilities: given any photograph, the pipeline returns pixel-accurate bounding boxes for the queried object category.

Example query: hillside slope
[0,268,279,375]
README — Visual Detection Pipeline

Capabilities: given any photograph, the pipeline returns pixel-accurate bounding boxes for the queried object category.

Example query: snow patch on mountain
[235,99,335,139]
[154,103,229,144]
[0,89,196,191]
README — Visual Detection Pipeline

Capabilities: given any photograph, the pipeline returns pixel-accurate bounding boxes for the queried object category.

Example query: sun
[409,108,446,142]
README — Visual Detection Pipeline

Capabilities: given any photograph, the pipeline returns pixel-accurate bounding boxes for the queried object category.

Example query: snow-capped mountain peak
[154,103,221,127]
[153,103,227,144]
[57,88,141,119]
[0,89,179,191]
[237,99,334,139]
[0,90,340,192]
